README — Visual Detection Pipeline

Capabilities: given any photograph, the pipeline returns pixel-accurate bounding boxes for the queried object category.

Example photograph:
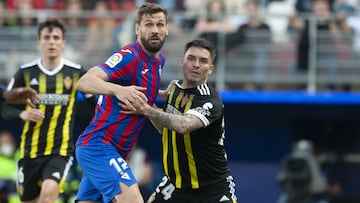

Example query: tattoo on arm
[148,108,203,134]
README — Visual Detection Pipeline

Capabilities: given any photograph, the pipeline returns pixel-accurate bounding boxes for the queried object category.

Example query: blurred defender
[2,19,97,203]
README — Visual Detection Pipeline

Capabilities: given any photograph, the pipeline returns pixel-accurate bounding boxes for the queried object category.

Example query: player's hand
[19,108,45,122]
[114,85,147,111]
[4,87,39,107]
[158,80,176,100]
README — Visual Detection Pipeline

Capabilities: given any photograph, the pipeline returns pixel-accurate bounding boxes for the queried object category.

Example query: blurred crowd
[0,0,360,90]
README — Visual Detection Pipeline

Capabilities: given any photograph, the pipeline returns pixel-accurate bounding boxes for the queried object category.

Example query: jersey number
[109,157,131,180]
[156,176,175,200]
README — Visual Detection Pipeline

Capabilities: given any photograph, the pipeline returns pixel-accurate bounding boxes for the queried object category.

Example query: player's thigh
[76,145,139,203]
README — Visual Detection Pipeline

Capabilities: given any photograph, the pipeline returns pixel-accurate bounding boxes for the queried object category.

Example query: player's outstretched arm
[2,87,38,106]
[77,66,148,111]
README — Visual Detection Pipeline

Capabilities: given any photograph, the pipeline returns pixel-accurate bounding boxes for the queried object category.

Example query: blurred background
[1,0,360,202]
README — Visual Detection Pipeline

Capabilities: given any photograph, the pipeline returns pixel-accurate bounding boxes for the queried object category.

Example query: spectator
[6,0,46,10]
[294,0,336,13]
[61,0,87,62]
[83,0,117,63]
[0,131,19,203]
[230,0,272,89]
[63,0,86,29]
[289,0,341,89]
[14,0,38,27]
[0,0,11,27]
[194,0,237,53]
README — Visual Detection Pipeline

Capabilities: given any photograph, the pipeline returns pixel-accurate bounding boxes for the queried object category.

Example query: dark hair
[136,2,168,25]
[184,38,216,62]
[37,18,66,40]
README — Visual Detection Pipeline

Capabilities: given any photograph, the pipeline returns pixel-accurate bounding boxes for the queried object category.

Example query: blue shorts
[75,144,137,203]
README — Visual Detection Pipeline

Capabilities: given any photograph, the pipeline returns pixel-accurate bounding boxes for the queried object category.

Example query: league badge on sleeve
[105,53,123,68]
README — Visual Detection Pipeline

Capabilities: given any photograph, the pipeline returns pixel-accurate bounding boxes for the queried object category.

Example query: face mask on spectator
[0,144,15,157]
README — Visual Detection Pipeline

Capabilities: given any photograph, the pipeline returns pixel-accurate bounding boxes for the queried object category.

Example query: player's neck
[41,57,61,70]
[182,81,206,89]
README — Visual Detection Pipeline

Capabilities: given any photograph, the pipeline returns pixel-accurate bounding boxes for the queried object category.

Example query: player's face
[136,12,168,56]
[37,27,65,59]
[181,47,214,88]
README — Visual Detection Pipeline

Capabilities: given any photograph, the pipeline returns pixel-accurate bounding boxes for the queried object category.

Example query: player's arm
[77,66,147,111]
[123,102,204,134]
[147,107,204,134]
[157,80,177,100]
[1,87,38,106]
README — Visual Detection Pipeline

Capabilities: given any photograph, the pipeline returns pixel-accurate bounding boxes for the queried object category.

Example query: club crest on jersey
[105,53,123,68]
[181,94,189,108]
[64,76,72,90]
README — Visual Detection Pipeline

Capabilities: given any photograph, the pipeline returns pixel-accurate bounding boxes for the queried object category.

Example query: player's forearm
[145,107,199,134]
[77,74,120,96]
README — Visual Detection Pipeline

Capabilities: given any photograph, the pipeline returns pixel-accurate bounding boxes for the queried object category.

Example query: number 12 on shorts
[109,157,131,180]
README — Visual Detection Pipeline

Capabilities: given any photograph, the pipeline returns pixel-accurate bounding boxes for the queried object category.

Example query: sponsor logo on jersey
[105,53,123,68]
[38,94,70,105]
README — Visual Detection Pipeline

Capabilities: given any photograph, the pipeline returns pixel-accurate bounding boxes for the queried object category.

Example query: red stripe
[150,61,157,105]
[116,115,139,153]
[103,113,127,144]
[82,96,113,145]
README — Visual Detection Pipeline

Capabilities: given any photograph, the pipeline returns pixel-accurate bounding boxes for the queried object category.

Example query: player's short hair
[184,38,217,63]
[37,18,66,40]
[136,2,168,25]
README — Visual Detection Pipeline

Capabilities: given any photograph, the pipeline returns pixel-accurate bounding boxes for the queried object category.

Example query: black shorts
[17,155,73,201]
[151,176,238,203]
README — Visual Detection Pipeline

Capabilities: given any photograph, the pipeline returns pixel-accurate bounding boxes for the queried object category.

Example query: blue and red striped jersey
[76,41,165,158]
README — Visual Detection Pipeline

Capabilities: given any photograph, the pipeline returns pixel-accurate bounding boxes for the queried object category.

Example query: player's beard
[140,36,165,53]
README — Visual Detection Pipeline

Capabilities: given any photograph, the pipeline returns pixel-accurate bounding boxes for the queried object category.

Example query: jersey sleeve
[185,94,223,127]
[7,68,26,90]
[97,49,137,82]
[2,69,26,119]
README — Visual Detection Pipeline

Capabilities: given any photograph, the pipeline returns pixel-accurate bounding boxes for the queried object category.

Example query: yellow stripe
[167,84,176,103]
[44,73,63,155]
[162,85,175,179]
[20,73,31,158]
[183,94,199,188]
[60,73,78,156]
[173,90,184,188]
[30,73,46,158]
[162,129,169,176]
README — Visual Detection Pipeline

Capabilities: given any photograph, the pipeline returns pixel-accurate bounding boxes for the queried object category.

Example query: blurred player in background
[1,18,97,203]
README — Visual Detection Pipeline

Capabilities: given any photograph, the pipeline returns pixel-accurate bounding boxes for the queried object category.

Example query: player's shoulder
[63,58,82,69]
[196,83,218,96]
[20,58,39,69]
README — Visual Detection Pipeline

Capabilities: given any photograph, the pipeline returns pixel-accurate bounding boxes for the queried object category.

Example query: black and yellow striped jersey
[162,81,231,189]
[7,58,89,159]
